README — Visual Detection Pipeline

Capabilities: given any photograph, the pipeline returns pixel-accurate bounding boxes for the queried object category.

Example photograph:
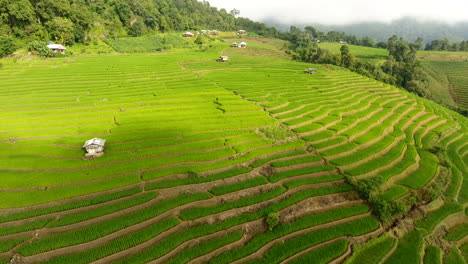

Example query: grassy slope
[319,42,388,63]
[319,42,468,110]
[0,36,466,263]
[422,60,468,109]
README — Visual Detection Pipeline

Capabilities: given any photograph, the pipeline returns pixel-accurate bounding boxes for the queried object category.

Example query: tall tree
[361,36,375,47]
[340,44,356,69]
[46,17,75,44]
[229,8,240,17]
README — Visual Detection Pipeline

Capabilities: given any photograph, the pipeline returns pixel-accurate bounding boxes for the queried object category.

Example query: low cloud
[205,0,468,25]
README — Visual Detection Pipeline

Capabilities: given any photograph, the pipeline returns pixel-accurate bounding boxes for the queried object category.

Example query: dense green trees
[0,0,279,46]
[361,36,375,47]
[0,36,16,57]
[266,213,280,230]
[340,45,355,69]
[289,30,436,107]
[425,38,468,51]
[46,17,75,45]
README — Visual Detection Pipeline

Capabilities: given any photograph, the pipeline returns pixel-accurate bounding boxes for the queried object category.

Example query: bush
[0,36,17,57]
[370,196,406,223]
[346,176,406,222]
[27,41,56,58]
[266,213,279,230]
[129,21,146,37]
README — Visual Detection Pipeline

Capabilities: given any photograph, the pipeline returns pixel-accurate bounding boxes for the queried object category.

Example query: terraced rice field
[422,61,468,110]
[318,43,389,62]
[0,39,467,263]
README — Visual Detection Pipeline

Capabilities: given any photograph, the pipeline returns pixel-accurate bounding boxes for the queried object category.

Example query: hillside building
[238,30,247,35]
[46,44,67,54]
[338,40,347,44]
[239,42,247,48]
[305,68,318,74]
[183,32,194,37]
[83,138,106,158]
[217,56,229,62]
[232,42,239,47]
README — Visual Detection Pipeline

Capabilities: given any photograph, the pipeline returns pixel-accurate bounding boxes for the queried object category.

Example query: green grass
[270,155,322,168]
[0,174,142,208]
[444,223,468,241]
[166,231,243,264]
[444,164,463,201]
[422,61,468,109]
[47,191,158,228]
[345,233,396,264]
[397,149,439,189]
[269,165,336,182]
[283,174,344,189]
[146,167,252,190]
[415,203,463,231]
[259,126,296,141]
[384,230,423,264]
[443,247,465,264]
[17,193,211,256]
[250,150,308,168]
[0,218,52,236]
[379,145,418,181]
[346,142,406,176]
[247,216,379,264]
[461,243,468,263]
[105,34,193,53]
[1,36,467,263]
[318,43,388,62]
[0,237,29,253]
[42,218,179,264]
[115,186,361,264]
[210,205,372,264]
[289,239,349,264]
[209,177,269,195]
[423,245,442,264]
[380,186,409,201]
[0,187,142,223]
[180,187,285,221]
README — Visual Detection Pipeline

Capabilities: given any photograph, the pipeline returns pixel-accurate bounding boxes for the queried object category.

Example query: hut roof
[83,138,106,148]
[47,44,66,50]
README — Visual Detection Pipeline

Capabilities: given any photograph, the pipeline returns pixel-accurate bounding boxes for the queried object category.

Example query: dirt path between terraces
[229,212,374,264]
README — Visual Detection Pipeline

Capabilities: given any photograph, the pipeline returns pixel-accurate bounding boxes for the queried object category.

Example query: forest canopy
[0,0,279,45]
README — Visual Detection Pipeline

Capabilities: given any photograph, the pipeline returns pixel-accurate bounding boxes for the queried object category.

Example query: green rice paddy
[0,36,466,263]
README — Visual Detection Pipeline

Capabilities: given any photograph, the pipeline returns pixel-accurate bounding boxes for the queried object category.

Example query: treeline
[0,0,279,47]
[288,29,431,104]
[425,39,468,52]
[288,28,467,116]
[287,26,388,48]
[291,25,468,52]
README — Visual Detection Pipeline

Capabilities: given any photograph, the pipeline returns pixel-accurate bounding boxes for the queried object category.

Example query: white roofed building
[183,32,194,37]
[217,56,229,62]
[47,44,67,54]
[83,138,106,158]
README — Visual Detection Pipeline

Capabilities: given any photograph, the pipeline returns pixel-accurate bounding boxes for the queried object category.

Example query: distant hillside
[265,17,468,43]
